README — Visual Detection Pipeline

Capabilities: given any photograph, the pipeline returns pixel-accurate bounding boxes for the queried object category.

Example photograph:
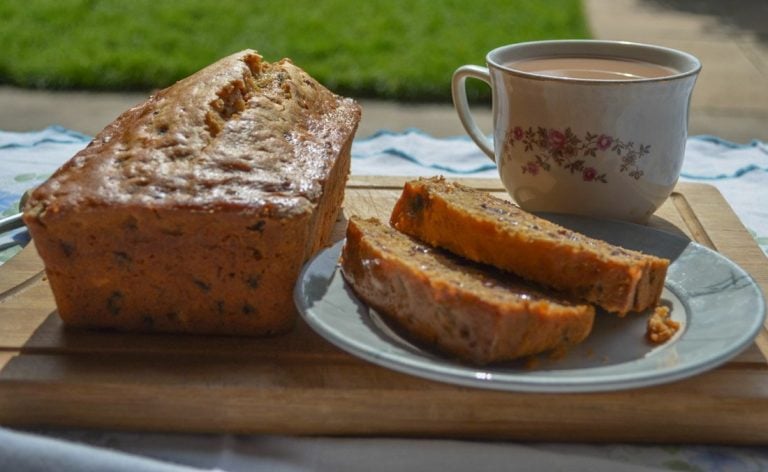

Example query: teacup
[452,40,701,223]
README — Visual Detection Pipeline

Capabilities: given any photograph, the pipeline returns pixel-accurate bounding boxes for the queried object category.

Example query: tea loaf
[23,50,361,335]
[340,217,595,365]
[390,177,669,315]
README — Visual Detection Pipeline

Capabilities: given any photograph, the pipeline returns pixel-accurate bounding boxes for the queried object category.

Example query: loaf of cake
[340,216,595,365]
[390,177,669,315]
[23,50,361,335]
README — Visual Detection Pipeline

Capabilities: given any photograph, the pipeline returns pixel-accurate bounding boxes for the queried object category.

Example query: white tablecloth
[1,126,767,471]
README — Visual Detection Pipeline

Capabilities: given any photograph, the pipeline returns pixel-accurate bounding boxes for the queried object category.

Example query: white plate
[294,215,766,393]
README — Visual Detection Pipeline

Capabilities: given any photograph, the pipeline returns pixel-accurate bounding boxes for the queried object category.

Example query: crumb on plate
[646,305,680,344]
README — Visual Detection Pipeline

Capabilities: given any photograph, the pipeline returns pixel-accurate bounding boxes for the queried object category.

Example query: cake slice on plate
[390,177,669,315]
[340,216,595,365]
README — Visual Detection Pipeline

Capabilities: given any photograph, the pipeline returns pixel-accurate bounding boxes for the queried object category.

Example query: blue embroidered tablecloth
[3,126,766,262]
[1,126,767,472]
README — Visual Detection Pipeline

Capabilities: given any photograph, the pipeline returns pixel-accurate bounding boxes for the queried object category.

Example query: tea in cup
[452,40,701,223]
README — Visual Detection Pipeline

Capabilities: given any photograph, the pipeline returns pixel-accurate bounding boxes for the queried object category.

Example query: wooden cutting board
[1,178,767,444]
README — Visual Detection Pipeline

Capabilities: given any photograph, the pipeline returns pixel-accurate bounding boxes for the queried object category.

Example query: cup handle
[452,65,495,162]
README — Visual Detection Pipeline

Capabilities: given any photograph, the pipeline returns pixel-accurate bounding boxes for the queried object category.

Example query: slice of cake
[390,177,669,315]
[340,216,595,365]
[23,50,361,336]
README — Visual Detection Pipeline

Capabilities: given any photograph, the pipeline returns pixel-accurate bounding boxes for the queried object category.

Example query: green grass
[0,0,589,101]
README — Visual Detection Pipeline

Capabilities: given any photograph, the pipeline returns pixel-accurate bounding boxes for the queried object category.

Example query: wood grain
[0,179,766,443]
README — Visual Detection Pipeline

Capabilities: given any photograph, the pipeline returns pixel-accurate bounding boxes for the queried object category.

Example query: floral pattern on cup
[507,126,650,183]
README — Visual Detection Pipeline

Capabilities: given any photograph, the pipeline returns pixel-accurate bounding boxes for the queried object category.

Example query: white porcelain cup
[452,40,701,222]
